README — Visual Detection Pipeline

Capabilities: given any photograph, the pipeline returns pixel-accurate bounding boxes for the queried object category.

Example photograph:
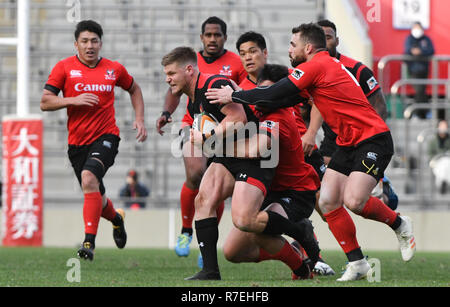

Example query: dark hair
[317,19,337,35]
[201,16,227,36]
[292,22,326,49]
[257,64,289,84]
[74,20,103,40]
[161,46,197,66]
[236,31,267,52]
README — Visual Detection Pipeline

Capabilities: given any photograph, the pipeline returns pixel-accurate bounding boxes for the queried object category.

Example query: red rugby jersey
[337,53,380,98]
[45,56,133,146]
[238,76,309,138]
[259,108,320,192]
[287,51,389,147]
[197,50,247,84]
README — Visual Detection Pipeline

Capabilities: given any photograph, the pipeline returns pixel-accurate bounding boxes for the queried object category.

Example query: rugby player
[205,23,416,281]
[40,20,148,260]
[155,16,246,259]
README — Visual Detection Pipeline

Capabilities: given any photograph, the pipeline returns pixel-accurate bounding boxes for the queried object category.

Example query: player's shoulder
[221,50,241,61]
[338,53,368,70]
[203,73,232,89]
[99,57,126,69]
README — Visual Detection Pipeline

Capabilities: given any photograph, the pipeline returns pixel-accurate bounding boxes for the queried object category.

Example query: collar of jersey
[76,55,103,69]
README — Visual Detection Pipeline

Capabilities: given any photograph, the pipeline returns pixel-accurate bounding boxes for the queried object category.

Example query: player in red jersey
[223,64,322,280]
[155,17,246,259]
[235,31,334,275]
[315,19,398,211]
[206,23,416,281]
[40,20,147,260]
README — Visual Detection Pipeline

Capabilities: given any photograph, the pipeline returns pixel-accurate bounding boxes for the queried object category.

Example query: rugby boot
[113,208,127,249]
[77,241,95,261]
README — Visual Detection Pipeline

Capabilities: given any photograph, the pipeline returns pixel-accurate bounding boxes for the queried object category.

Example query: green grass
[0,247,448,287]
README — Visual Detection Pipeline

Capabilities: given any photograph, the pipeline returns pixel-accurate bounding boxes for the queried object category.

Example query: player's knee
[81,170,100,191]
[232,213,254,233]
[343,194,366,214]
[318,194,338,214]
[223,245,239,263]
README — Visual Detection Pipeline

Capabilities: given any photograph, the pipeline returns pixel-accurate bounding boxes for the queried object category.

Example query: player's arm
[358,66,388,121]
[40,89,99,111]
[206,77,301,107]
[302,103,322,156]
[156,88,182,135]
[127,80,147,142]
[367,89,388,122]
[234,125,272,159]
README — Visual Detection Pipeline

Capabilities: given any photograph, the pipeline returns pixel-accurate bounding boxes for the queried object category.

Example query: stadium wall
[1,209,449,252]
[325,0,373,67]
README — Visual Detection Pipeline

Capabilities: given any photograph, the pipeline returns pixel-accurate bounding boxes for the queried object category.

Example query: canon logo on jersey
[74,83,113,92]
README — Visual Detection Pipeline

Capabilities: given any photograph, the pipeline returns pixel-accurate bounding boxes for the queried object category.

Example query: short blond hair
[161,46,197,67]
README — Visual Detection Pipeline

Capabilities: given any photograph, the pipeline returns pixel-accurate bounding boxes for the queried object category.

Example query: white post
[16,0,30,117]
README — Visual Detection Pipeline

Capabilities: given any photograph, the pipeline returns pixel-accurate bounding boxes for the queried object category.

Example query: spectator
[428,120,450,158]
[428,120,450,194]
[119,169,150,209]
[404,21,435,119]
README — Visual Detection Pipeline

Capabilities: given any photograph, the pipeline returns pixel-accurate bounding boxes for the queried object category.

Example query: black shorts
[327,132,394,181]
[260,189,316,222]
[213,156,274,197]
[319,133,338,158]
[67,134,120,195]
[304,148,326,181]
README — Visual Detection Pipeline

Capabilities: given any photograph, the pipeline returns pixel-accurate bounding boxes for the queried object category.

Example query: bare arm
[302,103,322,156]
[127,81,147,142]
[367,89,388,122]
[155,88,182,135]
[40,89,99,111]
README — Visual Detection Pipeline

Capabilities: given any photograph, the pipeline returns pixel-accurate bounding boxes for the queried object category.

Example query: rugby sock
[83,191,103,236]
[195,217,219,272]
[257,241,303,271]
[323,206,361,255]
[262,212,320,263]
[180,183,198,231]
[360,196,401,230]
[101,198,122,226]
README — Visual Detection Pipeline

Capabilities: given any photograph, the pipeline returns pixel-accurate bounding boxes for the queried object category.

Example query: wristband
[161,111,171,121]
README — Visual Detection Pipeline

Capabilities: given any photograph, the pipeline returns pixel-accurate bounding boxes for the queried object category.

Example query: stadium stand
[0,0,325,208]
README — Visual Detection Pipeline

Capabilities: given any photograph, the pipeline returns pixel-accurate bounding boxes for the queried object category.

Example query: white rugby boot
[394,215,416,262]
[337,258,370,282]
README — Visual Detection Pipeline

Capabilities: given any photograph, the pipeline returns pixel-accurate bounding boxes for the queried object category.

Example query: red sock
[180,183,198,229]
[216,201,225,223]
[101,198,117,221]
[360,196,398,226]
[323,206,360,254]
[83,192,103,235]
[258,241,303,271]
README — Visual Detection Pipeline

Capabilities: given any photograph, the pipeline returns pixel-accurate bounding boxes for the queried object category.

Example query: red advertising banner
[2,115,43,246]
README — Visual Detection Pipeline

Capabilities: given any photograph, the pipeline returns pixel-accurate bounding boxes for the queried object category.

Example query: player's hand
[156,112,172,136]
[72,93,99,107]
[205,85,234,105]
[134,119,148,142]
[189,128,204,148]
[301,132,315,157]
[229,80,242,91]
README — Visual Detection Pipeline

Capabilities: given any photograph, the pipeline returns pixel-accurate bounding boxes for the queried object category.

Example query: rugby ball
[192,112,219,135]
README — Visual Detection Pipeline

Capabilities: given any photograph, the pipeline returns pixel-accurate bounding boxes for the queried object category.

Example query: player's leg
[185,163,235,280]
[319,167,370,281]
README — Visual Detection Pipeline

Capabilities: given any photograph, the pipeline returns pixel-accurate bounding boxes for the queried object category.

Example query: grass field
[0,247,448,287]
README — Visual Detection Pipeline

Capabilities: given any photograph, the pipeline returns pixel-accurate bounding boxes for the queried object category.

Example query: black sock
[84,233,96,248]
[390,215,402,231]
[346,247,364,262]
[195,217,219,272]
[263,212,320,263]
[112,213,123,227]
[181,227,193,237]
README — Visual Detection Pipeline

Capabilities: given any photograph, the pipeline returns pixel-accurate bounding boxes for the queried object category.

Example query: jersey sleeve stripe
[44,83,61,95]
